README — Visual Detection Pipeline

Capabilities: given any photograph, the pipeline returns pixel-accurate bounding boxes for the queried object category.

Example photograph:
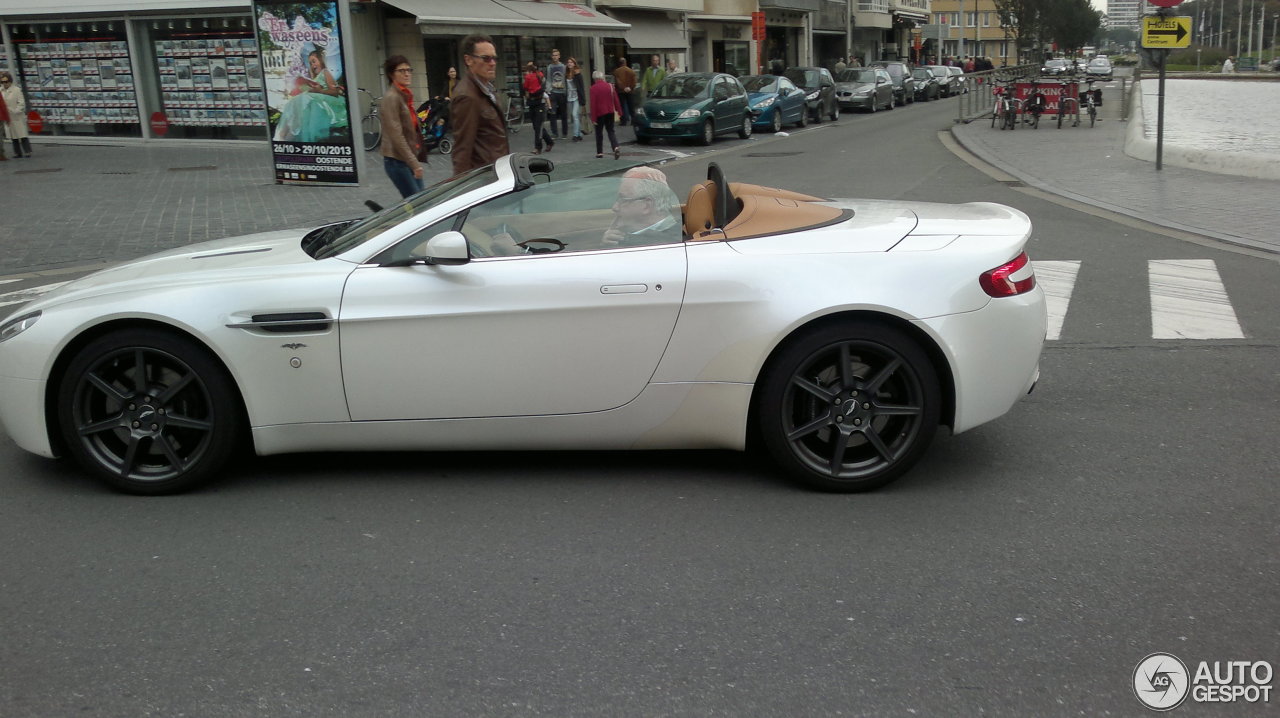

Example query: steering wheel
[707,162,733,230]
[516,238,566,254]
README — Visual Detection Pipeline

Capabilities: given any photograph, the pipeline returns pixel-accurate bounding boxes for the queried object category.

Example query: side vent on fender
[226,312,332,333]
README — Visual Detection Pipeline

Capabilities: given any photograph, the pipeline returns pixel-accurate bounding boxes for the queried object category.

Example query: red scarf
[394,81,418,129]
[0,94,9,124]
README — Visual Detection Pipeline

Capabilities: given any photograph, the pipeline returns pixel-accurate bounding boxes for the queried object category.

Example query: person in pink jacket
[588,70,622,159]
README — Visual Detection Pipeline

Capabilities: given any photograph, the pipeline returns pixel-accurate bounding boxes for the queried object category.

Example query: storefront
[0,2,268,141]
[380,0,629,95]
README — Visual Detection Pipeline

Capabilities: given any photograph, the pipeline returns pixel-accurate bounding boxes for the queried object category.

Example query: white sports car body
[0,154,1046,494]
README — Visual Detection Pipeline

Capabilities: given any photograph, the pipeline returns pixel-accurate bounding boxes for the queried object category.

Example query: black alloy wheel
[759,321,940,492]
[57,329,243,494]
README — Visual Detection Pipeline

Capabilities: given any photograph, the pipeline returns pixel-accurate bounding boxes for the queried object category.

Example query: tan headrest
[683,180,717,238]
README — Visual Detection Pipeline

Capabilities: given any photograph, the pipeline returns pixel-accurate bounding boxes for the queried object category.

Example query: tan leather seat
[683,180,717,238]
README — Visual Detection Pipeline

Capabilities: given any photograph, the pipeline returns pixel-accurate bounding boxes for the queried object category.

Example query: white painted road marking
[1032,260,1081,341]
[1149,259,1244,339]
[0,281,71,308]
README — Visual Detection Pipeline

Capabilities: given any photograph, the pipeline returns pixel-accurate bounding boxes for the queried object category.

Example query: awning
[608,10,684,50]
[385,0,630,38]
[893,10,929,23]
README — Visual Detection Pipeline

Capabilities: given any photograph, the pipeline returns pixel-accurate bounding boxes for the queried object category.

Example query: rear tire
[739,113,753,139]
[758,321,940,492]
[361,115,381,151]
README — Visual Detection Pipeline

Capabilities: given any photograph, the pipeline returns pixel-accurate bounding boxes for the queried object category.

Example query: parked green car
[634,73,753,146]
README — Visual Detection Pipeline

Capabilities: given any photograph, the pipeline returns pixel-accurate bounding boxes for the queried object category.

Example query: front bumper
[837,92,875,109]
[634,115,705,138]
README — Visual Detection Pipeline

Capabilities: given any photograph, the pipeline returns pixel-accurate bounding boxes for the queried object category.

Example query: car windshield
[742,75,780,92]
[784,69,820,88]
[310,165,496,259]
[1045,59,1067,68]
[930,67,949,78]
[911,68,931,80]
[875,64,904,80]
[651,75,709,99]
[834,69,876,83]
[1089,59,1110,68]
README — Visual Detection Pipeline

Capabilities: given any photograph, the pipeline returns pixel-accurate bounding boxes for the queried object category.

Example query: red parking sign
[1147,0,1184,7]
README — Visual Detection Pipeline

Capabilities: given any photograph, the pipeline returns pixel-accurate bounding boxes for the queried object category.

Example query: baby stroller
[416,97,452,156]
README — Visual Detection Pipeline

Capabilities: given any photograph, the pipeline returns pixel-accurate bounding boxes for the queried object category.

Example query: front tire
[57,329,244,495]
[758,321,940,492]
[771,110,783,133]
[829,100,839,121]
[700,119,715,145]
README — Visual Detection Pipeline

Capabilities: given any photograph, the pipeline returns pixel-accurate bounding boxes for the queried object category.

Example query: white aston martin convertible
[0,154,1046,494]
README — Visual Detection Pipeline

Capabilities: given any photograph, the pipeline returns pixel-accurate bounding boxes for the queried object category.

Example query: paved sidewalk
[0,126,669,277]
[949,87,1279,255]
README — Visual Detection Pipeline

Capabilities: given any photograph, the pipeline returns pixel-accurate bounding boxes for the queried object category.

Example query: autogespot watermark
[1133,653,1274,711]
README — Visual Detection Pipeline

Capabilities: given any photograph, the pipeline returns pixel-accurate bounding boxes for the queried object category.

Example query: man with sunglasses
[451,35,509,177]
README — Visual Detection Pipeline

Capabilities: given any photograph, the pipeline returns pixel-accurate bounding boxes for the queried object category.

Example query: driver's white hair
[621,167,674,214]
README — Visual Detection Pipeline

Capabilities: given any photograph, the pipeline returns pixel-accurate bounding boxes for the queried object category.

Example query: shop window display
[12,25,141,137]
[150,18,268,140]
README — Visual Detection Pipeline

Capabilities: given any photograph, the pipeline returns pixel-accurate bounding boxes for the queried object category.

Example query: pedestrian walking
[522,62,555,154]
[444,66,457,98]
[589,70,621,160]
[613,56,636,125]
[667,58,679,75]
[1222,56,1235,73]
[566,57,586,142]
[378,55,423,198]
[451,34,510,177]
[546,49,568,138]
[1,72,30,158]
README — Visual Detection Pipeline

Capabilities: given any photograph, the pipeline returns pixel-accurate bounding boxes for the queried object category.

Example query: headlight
[634,107,646,118]
[677,108,701,119]
[753,96,776,108]
[806,91,819,101]
[0,311,41,343]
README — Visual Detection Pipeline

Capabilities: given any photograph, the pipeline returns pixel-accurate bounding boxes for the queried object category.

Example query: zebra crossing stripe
[1148,259,1245,340]
[1031,260,1080,341]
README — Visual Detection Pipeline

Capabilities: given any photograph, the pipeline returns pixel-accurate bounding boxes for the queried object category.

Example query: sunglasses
[468,54,499,64]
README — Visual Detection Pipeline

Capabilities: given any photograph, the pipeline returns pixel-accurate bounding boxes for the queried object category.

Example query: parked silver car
[834,68,894,112]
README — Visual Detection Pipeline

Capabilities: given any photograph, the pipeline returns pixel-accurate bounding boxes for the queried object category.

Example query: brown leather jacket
[451,73,509,176]
[379,87,421,172]
[613,64,636,95]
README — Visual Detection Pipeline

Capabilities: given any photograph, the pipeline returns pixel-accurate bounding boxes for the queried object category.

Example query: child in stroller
[416,97,452,156]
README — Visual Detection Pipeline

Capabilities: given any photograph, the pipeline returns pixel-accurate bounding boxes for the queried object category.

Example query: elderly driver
[602,167,681,247]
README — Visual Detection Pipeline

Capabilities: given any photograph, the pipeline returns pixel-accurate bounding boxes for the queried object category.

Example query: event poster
[254,0,357,185]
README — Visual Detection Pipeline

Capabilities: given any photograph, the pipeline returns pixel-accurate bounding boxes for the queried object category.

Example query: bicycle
[358,87,381,151]
[1022,81,1046,129]
[1056,79,1079,128]
[990,79,1016,131]
[504,89,523,134]
[1081,79,1100,128]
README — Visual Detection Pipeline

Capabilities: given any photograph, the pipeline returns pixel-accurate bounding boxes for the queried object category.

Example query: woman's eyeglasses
[395,67,413,74]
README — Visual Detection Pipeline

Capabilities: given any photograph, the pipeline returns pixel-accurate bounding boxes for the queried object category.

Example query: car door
[725,76,748,127]
[711,77,733,133]
[338,179,688,422]
[778,76,803,121]
[819,69,835,113]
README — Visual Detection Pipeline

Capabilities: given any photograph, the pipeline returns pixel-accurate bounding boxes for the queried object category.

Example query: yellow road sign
[1142,16,1192,48]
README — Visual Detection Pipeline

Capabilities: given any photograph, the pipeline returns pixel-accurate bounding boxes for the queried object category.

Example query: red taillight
[979,251,1036,297]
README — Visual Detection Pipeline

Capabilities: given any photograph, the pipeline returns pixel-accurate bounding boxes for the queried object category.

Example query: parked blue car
[741,74,808,132]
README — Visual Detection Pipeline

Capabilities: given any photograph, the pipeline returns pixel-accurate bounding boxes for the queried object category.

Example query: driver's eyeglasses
[616,196,648,204]
[468,54,499,64]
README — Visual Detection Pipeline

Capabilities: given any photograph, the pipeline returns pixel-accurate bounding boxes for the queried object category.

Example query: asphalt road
[1,99,1277,717]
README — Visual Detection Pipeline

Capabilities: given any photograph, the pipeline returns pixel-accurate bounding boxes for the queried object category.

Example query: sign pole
[1142,0,1191,171]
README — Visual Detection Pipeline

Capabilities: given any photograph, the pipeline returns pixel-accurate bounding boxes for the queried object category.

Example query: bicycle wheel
[1004,104,1016,130]
[361,114,381,151]
[991,101,1000,128]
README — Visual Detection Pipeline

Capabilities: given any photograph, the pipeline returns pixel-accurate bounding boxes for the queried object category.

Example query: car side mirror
[424,231,470,265]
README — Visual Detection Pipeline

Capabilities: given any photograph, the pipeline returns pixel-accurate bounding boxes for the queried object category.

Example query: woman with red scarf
[379,55,424,198]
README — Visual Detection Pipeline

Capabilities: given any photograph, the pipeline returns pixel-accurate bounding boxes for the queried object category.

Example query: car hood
[643,97,707,117]
[835,81,875,92]
[27,227,327,311]
[726,199,1030,255]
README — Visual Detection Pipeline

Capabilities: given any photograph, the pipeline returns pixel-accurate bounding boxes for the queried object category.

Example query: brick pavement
[949,86,1280,256]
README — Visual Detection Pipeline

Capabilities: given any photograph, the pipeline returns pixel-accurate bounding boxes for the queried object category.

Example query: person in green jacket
[639,54,665,105]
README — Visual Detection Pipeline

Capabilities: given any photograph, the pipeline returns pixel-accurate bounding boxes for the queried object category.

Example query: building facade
[0,0,930,144]
[927,0,1013,66]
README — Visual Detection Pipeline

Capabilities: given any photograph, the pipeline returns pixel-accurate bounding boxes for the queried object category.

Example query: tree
[1045,0,1102,53]
[993,0,1044,63]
